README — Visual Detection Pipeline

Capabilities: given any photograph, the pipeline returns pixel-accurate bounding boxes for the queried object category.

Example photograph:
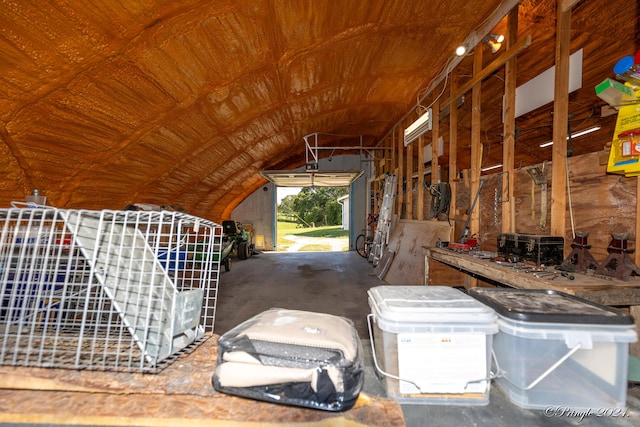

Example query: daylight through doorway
[276,186,350,252]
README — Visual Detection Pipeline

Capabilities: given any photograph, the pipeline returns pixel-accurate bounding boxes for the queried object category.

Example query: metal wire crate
[0,208,223,373]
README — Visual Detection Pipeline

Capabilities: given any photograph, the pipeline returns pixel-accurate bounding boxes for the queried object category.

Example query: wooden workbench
[0,336,405,427]
[424,246,640,357]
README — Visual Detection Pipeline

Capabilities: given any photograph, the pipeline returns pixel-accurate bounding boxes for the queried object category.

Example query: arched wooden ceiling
[1,0,638,221]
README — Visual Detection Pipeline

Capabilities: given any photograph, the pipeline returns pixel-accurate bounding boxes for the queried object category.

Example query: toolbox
[212,308,364,411]
[497,233,564,266]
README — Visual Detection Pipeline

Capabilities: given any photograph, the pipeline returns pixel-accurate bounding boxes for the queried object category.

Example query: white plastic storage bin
[469,288,638,410]
[367,285,498,405]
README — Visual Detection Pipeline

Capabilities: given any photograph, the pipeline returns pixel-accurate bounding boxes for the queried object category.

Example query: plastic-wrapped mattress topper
[212,308,364,411]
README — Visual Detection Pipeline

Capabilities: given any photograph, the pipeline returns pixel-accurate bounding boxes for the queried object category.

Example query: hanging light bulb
[455,45,467,56]
[483,33,504,54]
[489,33,504,43]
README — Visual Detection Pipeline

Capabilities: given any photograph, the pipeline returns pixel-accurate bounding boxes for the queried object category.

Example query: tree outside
[278,187,348,227]
[277,186,349,252]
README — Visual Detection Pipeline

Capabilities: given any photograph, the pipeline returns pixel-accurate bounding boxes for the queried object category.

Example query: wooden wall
[423,150,640,291]
[462,150,636,262]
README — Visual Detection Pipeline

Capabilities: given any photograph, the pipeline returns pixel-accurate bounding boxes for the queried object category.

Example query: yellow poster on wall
[607,85,640,176]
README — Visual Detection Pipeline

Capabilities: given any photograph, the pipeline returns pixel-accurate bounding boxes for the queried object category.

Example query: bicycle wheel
[363,238,371,258]
[355,234,367,258]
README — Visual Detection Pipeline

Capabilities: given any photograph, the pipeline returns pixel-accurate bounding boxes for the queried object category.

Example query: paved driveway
[281,234,349,252]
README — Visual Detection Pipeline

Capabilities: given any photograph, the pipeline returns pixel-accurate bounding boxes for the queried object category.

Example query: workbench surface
[424,246,640,306]
[0,336,405,427]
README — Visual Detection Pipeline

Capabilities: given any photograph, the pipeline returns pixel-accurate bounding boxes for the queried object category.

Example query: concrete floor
[215,251,640,427]
[214,251,383,338]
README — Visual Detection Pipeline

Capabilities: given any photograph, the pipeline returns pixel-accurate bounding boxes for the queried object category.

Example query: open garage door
[261,170,364,252]
[260,170,364,187]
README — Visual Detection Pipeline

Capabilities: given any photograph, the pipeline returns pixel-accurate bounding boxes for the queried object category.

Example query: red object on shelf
[448,243,472,251]
[448,238,478,252]
[465,238,479,247]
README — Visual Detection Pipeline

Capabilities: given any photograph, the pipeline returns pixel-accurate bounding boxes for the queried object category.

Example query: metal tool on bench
[508,261,573,281]
[523,268,560,280]
[535,271,560,280]
[555,269,575,280]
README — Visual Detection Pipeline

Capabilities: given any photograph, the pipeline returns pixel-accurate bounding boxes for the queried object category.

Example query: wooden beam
[379,136,389,175]
[431,98,440,188]
[465,44,484,290]
[417,134,424,220]
[440,35,532,111]
[387,132,396,173]
[390,131,396,177]
[449,69,459,243]
[550,1,571,236]
[561,0,582,12]
[502,7,518,233]
[397,125,404,218]
[470,47,482,241]
[407,139,413,219]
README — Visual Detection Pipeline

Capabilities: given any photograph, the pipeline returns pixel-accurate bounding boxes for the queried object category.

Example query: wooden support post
[449,69,459,243]
[502,7,518,233]
[417,134,424,220]
[397,125,404,218]
[407,137,413,219]
[470,46,482,239]
[550,0,571,236]
[390,132,396,177]
[432,98,440,186]
[466,46,483,289]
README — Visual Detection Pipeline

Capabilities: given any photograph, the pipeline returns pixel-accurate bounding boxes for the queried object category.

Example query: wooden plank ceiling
[1,0,638,221]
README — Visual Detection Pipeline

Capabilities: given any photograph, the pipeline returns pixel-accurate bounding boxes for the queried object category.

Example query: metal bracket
[303,133,391,169]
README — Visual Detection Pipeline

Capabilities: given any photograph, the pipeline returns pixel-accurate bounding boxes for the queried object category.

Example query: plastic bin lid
[368,285,496,324]
[468,288,635,325]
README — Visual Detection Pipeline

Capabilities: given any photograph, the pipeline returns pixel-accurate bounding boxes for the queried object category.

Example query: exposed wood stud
[502,6,518,233]
[550,0,571,237]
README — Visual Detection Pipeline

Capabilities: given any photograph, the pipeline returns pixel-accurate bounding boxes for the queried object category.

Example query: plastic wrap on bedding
[212,308,364,411]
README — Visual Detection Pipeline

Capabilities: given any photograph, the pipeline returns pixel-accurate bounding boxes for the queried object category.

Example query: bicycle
[355,233,373,258]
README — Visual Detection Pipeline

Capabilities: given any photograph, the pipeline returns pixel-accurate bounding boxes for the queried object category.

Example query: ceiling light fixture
[455,45,467,56]
[539,125,601,148]
[481,163,503,172]
[489,33,505,43]
[483,33,504,54]
[404,108,433,146]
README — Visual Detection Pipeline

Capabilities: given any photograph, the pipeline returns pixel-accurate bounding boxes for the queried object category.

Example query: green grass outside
[277,221,349,251]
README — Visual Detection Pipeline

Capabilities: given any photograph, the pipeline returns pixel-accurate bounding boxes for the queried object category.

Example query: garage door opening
[276,186,349,252]
[261,169,364,253]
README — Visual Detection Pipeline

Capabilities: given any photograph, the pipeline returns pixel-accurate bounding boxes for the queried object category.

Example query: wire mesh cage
[0,208,223,373]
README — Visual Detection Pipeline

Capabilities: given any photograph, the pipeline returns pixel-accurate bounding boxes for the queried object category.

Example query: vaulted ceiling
[1,0,638,221]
